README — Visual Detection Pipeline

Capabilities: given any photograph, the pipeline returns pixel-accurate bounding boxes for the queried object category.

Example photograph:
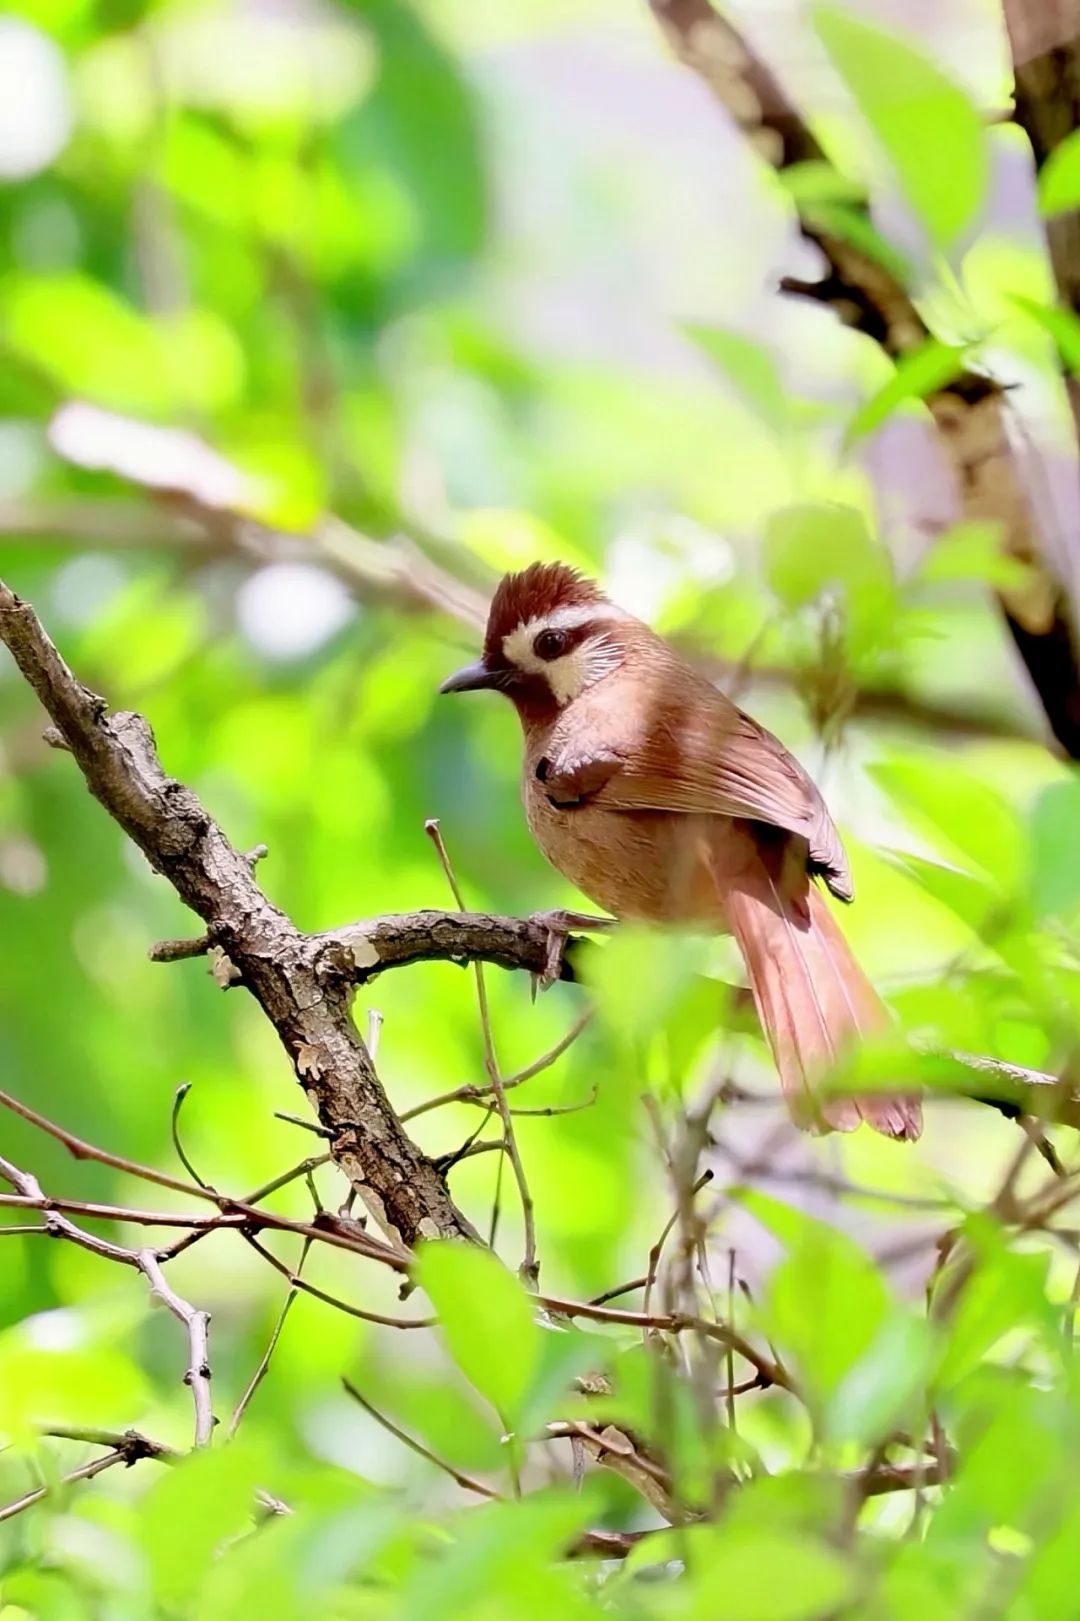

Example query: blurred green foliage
[1,0,1080,1616]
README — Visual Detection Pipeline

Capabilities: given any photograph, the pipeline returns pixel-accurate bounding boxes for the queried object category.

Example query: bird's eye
[533,628,566,661]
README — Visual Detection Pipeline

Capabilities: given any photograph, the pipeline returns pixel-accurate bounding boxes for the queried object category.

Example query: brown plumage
[440,562,921,1139]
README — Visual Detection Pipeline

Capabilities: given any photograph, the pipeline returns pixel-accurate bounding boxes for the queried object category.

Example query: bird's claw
[526,909,616,997]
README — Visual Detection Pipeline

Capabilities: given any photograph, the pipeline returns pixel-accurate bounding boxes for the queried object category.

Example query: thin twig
[588,1275,650,1307]
[505,1086,598,1118]
[0,1448,131,1523]
[0,1155,138,1264]
[273,1112,332,1139]
[400,1008,594,1123]
[148,935,210,962]
[536,1293,791,1394]
[241,1232,433,1328]
[341,1379,502,1499]
[489,1134,508,1251]
[137,1250,214,1446]
[229,1240,311,1437]
[0,1082,223,1201]
[425,819,537,1283]
[642,1169,714,1322]
[0,1085,403,1269]
[171,1083,212,1191]
[42,1426,178,1458]
[725,1250,737,1433]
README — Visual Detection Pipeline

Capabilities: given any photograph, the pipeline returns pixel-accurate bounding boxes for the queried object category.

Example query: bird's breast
[522,774,731,926]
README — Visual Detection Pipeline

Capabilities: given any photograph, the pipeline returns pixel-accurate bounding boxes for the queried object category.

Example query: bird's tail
[726,873,921,1140]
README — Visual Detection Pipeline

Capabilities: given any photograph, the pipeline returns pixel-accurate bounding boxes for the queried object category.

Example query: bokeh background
[2,0,1080,1614]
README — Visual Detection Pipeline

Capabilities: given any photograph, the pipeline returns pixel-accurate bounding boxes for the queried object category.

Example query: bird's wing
[543,693,852,901]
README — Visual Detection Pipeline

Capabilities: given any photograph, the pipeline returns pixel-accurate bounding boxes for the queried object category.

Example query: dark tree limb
[0,579,475,1247]
[646,0,1080,759]
[1005,0,1080,332]
[1000,0,1080,755]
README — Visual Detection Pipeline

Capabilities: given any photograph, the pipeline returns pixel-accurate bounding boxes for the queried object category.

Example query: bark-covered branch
[646,0,1080,759]
[1001,0,1080,755]
[0,578,474,1248]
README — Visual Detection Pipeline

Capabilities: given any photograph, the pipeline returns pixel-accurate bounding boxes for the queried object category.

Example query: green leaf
[414,1242,540,1423]
[882,850,1002,932]
[582,925,713,1051]
[517,1328,614,1434]
[738,1191,895,1410]
[780,161,868,206]
[684,323,789,431]
[946,1376,1068,1525]
[339,0,486,265]
[813,6,988,249]
[1029,774,1080,919]
[398,1490,597,1621]
[685,1527,855,1620]
[764,501,891,610]
[845,340,968,447]
[139,1440,268,1608]
[830,1312,934,1446]
[1009,292,1080,373]
[1038,128,1080,218]
[915,520,1034,594]
[935,1240,1053,1391]
[870,755,1026,895]
[0,1335,150,1442]
[1017,1497,1080,1617]
[194,1518,304,1621]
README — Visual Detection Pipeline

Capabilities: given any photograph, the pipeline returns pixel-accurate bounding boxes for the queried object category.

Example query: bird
[439,561,921,1140]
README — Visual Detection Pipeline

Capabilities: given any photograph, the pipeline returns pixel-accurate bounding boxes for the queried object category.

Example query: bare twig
[0,1446,139,1524]
[588,1275,650,1307]
[536,1292,792,1395]
[642,1164,714,1321]
[42,1425,178,1460]
[149,934,211,962]
[137,1250,214,1446]
[171,1083,212,1191]
[342,1378,502,1500]
[400,1007,594,1124]
[425,818,537,1283]
[240,1232,433,1328]
[0,1154,138,1265]
[340,1387,499,1497]
[229,1240,310,1437]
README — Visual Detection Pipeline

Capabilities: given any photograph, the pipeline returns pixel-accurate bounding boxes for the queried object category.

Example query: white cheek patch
[501,608,621,707]
[546,650,587,705]
[501,622,542,672]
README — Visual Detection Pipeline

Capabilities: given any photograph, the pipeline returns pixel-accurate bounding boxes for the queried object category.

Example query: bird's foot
[526,909,616,996]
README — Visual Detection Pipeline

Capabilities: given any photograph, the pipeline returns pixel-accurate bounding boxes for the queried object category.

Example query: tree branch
[137,1250,214,1447]
[1000,0,1080,755]
[646,0,1080,759]
[0,579,474,1248]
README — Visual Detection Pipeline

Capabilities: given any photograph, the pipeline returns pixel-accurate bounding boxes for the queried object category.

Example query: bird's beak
[438,660,499,695]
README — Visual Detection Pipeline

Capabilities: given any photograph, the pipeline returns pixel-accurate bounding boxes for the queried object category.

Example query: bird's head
[439,562,626,714]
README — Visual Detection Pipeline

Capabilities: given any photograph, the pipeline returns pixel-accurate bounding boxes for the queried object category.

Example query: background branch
[646,0,1080,758]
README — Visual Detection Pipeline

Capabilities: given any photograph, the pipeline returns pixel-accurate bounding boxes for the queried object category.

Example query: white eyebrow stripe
[544,602,620,631]
[505,602,620,649]
[500,602,625,706]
